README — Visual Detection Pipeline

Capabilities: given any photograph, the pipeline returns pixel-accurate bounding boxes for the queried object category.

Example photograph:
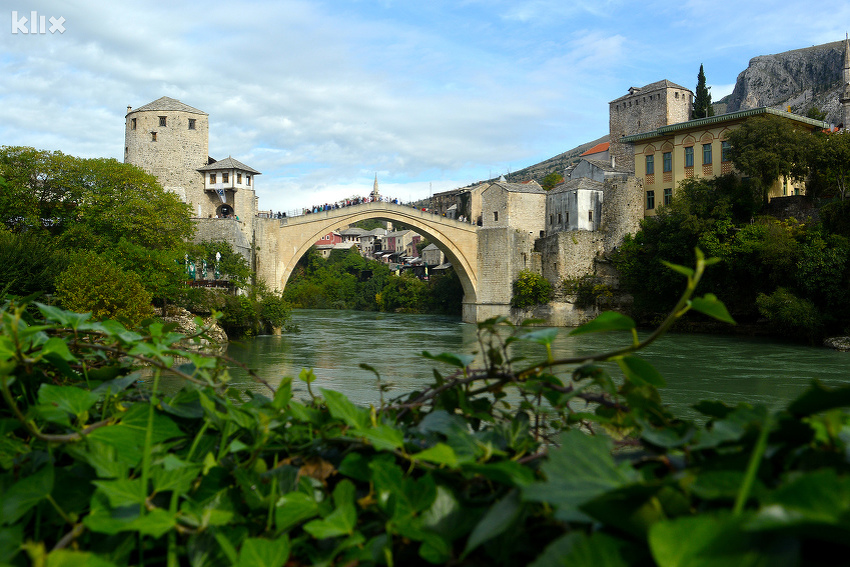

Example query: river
[220,309,849,420]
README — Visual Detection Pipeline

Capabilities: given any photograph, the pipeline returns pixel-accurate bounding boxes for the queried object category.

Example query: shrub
[756,287,822,340]
[511,270,552,308]
[54,252,153,325]
[563,274,613,309]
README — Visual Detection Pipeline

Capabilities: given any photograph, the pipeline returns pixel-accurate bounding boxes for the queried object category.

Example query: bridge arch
[260,202,480,305]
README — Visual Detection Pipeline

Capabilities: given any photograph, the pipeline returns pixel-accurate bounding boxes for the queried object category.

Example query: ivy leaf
[570,312,636,336]
[617,355,666,387]
[303,480,357,539]
[92,479,145,508]
[275,492,320,532]
[463,489,523,557]
[0,465,54,525]
[523,430,639,523]
[354,425,404,451]
[37,384,98,418]
[690,294,736,324]
[411,443,459,468]
[321,389,369,430]
[518,328,559,346]
[422,351,475,369]
[661,261,695,278]
[236,536,291,567]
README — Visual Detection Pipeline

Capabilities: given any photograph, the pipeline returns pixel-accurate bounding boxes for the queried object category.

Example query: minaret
[370,173,380,201]
[841,34,850,130]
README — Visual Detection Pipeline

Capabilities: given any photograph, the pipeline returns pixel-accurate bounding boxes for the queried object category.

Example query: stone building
[480,180,546,236]
[546,178,604,234]
[621,107,829,214]
[608,81,694,171]
[125,97,261,253]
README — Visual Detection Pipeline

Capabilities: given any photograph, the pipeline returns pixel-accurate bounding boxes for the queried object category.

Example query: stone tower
[841,35,850,129]
[124,97,210,216]
[608,80,693,171]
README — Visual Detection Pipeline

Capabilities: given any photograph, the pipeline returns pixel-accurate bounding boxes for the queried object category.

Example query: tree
[806,130,850,200]
[511,270,552,308]
[726,115,810,206]
[692,64,714,119]
[541,172,564,191]
[55,252,154,325]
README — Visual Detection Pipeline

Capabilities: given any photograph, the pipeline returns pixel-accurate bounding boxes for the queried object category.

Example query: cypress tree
[693,64,714,119]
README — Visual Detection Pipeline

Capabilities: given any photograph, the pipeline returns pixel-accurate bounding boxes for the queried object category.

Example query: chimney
[127,105,132,113]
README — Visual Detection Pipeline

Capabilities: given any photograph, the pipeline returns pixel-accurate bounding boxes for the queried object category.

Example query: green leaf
[355,425,404,451]
[421,351,476,369]
[518,328,559,346]
[661,261,695,278]
[550,531,637,567]
[92,479,145,508]
[275,492,320,532]
[523,430,639,523]
[690,294,736,324]
[570,312,636,336]
[236,536,291,567]
[411,443,459,468]
[0,525,23,562]
[463,489,523,557]
[649,513,796,567]
[37,384,98,418]
[271,377,292,410]
[321,389,369,430]
[46,549,118,567]
[0,465,54,525]
[617,355,666,387]
[786,382,850,417]
[303,480,357,539]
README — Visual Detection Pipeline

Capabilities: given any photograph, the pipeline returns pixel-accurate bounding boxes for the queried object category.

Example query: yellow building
[621,107,828,215]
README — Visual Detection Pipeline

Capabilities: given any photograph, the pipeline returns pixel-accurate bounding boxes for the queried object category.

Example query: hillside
[716,40,846,123]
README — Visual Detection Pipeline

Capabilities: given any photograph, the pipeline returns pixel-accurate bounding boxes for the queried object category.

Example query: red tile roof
[580,142,610,157]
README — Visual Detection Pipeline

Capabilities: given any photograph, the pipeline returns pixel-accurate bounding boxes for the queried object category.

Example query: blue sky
[2,0,849,213]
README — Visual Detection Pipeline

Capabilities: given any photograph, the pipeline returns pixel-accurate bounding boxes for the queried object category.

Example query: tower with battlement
[608,80,693,171]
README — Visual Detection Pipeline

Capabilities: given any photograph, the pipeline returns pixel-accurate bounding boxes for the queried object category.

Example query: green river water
[219,309,849,420]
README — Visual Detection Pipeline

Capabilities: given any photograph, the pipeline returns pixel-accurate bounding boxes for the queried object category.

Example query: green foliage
[187,240,252,287]
[820,199,850,237]
[725,115,809,205]
[54,252,154,326]
[377,272,427,313]
[756,288,821,340]
[0,228,68,297]
[563,275,613,309]
[6,253,850,566]
[511,270,552,308]
[541,172,564,191]
[692,63,714,119]
[806,105,827,120]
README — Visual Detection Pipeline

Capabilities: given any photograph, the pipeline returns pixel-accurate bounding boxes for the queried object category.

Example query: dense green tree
[692,64,714,119]
[806,130,850,200]
[726,115,810,205]
[377,271,427,312]
[0,229,68,297]
[511,270,552,308]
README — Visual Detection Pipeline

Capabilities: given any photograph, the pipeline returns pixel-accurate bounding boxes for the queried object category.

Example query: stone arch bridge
[253,202,494,322]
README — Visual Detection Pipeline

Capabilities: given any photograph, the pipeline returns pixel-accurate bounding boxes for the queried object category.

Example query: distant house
[421,243,444,266]
[547,178,604,234]
[359,228,386,258]
[314,231,342,246]
[480,180,546,237]
[579,141,610,163]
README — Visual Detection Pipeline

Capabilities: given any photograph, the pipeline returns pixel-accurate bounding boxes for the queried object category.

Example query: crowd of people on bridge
[302,195,402,215]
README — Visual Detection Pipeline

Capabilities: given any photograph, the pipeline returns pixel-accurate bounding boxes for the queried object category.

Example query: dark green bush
[511,270,552,308]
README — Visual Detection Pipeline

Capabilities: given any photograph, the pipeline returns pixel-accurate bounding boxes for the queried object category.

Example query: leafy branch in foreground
[2,249,850,566]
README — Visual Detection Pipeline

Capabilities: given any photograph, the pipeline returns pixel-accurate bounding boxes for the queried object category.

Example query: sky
[2,1,849,214]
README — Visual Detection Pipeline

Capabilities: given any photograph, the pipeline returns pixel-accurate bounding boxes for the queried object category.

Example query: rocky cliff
[718,40,845,124]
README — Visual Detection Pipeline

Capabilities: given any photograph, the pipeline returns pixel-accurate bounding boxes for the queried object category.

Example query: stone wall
[600,175,644,252]
[476,227,539,312]
[537,231,605,287]
[125,109,209,215]
[193,218,253,266]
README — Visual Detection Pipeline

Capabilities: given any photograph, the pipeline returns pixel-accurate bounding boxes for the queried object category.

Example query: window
[493,211,498,222]
[237,173,242,184]
[131,118,136,130]
[188,119,196,130]
[663,151,672,172]
[703,143,712,165]
[684,146,694,167]
[222,172,229,183]
[645,155,654,175]
[210,173,216,184]
[588,210,593,222]
[247,175,251,186]
[159,116,167,127]
[646,190,655,210]
[151,132,157,141]
[558,213,562,224]
[664,188,672,206]
[550,214,554,225]
[565,211,569,224]
[721,140,731,162]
